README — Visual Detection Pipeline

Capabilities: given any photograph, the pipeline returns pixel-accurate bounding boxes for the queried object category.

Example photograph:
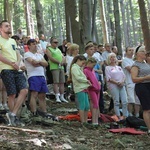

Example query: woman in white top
[105,53,128,120]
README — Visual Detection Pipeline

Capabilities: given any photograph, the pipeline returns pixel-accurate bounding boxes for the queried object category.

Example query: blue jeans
[109,86,128,117]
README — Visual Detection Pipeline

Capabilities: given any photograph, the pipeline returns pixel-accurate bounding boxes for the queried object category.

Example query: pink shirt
[83,66,101,92]
[105,65,125,90]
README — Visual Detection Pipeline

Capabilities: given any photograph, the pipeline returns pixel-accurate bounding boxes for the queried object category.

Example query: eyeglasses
[53,41,58,44]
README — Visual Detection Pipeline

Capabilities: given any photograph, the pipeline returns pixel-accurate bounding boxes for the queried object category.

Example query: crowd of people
[0,20,150,133]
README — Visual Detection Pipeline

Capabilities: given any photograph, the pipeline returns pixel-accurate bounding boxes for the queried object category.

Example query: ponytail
[68,55,86,81]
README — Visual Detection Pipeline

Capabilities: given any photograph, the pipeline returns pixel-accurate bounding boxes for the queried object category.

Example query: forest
[0,0,150,54]
[1,1,150,149]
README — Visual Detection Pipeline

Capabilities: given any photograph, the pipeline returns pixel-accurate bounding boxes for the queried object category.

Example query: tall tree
[138,0,150,52]
[64,0,72,42]
[113,0,122,55]
[34,0,44,36]
[105,0,114,44]
[55,0,63,41]
[98,0,109,43]
[64,0,80,45]
[126,2,132,46]
[4,0,13,34]
[91,0,99,43]
[129,0,136,45]
[119,0,129,48]
[79,0,92,52]
[23,0,32,36]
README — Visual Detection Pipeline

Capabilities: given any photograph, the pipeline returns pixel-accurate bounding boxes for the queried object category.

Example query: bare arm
[46,48,60,64]
[25,57,40,67]
[0,53,19,70]
[125,66,132,72]
[131,66,149,83]
[39,58,48,67]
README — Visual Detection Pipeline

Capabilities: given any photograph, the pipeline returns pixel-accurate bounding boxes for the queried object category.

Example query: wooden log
[0,126,45,134]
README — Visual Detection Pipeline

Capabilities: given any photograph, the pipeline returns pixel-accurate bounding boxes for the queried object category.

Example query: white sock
[129,113,133,117]
[92,123,98,125]
[11,113,16,116]
[135,113,139,118]
[55,94,60,99]
[60,94,64,99]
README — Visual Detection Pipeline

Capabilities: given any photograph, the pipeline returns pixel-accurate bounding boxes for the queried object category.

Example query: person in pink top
[84,57,101,126]
[105,53,128,120]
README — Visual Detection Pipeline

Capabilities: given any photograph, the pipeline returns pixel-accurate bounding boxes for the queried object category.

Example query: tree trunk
[113,0,122,55]
[13,1,21,33]
[4,0,13,35]
[34,0,44,36]
[4,0,7,20]
[50,5,56,37]
[64,0,81,45]
[126,2,132,46]
[138,0,150,52]
[105,0,114,44]
[23,0,31,36]
[119,0,129,48]
[91,0,98,43]
[129,0,136,46]
[64,0,71,42]
[98,0,109,44]
[55,0,63,41]
[79,0,92,52]
[146,0,150,27]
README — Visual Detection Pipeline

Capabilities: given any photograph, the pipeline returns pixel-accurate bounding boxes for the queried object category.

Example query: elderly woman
[105,53,128,120]
[131,45,150,134]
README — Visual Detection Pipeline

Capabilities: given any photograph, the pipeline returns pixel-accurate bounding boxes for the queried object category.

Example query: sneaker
[31,114,42,124]
[3,104,9,111]
[20,105,32,124]
[56,98,61,103]
[60,97,68,103]
[42,117,60,126]
[37,110,59,121]
[0,105,4,110]
[15,116,25,127]
[6,112,16,126]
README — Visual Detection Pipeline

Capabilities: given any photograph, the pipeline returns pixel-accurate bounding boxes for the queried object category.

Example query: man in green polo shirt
[46,37,68,103]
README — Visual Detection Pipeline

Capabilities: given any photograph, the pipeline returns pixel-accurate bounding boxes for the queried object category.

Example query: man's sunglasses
[53,41,58,44]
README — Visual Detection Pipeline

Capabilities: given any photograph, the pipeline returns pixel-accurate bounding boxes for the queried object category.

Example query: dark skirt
[135,82,150,110]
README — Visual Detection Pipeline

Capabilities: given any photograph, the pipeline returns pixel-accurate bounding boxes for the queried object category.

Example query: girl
[70,55,91,123]
[84,57,101,126]
[105,53,128,120]
[66,43,79,76]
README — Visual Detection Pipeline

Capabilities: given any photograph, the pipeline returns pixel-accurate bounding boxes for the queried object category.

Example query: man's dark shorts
[1,70,27,96]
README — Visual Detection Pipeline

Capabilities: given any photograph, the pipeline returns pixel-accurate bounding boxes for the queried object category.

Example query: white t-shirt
[102,50,111,61]
[93,52,104,63]
[122,57,134,84]
[65,55,74,76]
[39,40,48,51]
[24,51,45,78]
[83,52,103,63]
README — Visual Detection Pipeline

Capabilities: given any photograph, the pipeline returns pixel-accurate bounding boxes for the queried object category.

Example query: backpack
[126,116,146,128]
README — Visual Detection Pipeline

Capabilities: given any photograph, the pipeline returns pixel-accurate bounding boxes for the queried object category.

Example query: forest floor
[0,95,150,150]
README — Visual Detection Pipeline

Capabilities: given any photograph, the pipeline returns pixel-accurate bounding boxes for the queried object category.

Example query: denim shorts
[1,69,27,96]
[28,76,49,93]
